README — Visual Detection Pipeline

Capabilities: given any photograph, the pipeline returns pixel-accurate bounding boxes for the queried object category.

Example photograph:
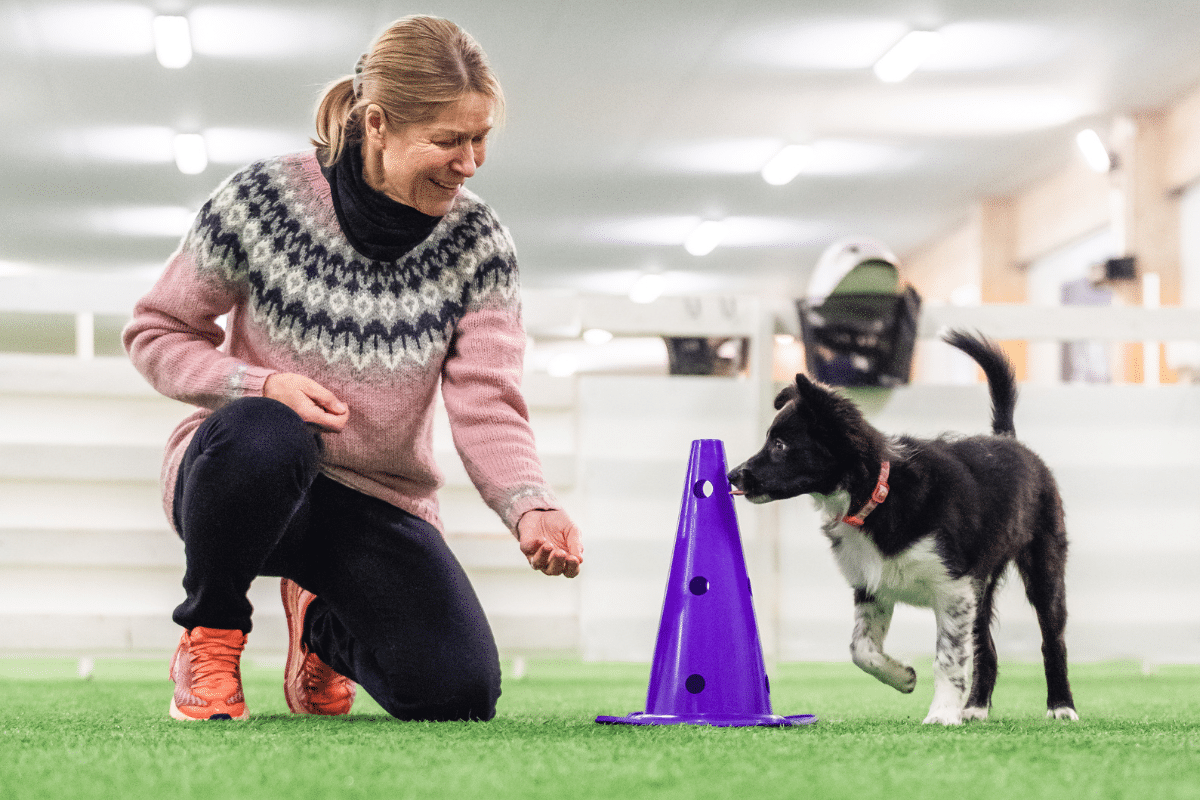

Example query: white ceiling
[5,0,1200,301]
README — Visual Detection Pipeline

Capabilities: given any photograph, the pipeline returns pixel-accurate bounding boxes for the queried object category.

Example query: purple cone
[596,439,815,727]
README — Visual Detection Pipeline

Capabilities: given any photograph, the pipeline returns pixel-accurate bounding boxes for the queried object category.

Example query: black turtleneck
[319,143,443,262]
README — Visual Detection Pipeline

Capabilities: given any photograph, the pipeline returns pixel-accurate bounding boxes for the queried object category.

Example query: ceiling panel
[4,0,1200,299]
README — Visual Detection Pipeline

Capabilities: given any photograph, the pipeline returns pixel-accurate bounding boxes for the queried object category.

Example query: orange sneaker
[169,627,249,721]
[281,578,356,715]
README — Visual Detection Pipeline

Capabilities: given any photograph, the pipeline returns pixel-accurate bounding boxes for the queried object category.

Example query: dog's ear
[773,382,799,410]
[786,373,830,418]
[792,372,844,418]
[793,373,827,402]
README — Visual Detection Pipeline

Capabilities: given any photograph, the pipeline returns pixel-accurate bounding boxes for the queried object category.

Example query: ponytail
[312,76,361,167]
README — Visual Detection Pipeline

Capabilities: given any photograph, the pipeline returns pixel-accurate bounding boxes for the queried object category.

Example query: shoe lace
[190,636,243,686]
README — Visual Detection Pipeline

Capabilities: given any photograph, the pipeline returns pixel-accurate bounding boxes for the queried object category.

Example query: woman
[124,16,583,723]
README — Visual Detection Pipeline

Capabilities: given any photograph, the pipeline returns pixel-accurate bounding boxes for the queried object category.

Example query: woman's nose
[453,143,480,177]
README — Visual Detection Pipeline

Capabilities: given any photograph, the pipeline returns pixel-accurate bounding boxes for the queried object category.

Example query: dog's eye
[771,439,788,454]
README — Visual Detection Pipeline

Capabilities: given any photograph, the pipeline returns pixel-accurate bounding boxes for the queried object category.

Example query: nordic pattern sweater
[123,150,558,534]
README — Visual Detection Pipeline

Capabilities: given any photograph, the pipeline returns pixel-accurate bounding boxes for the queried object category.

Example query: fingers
[561,519,584,563]
[263,373,349,432]
[303,379,349,417]
[518,509,584,579]
[526,543,581,578]
[307,403,350,433]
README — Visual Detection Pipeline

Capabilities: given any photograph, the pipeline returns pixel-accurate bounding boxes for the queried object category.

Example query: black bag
[797,286,921,387]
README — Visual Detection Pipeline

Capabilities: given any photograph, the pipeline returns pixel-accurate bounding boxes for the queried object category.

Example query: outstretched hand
[518,509,583,578]
[263,372,349,432]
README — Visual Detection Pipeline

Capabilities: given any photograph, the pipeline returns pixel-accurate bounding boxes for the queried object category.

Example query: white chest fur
[813,493,958,608]
[826,526,952,607]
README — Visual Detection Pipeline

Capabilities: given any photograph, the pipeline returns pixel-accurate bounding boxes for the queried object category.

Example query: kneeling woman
[124,15,582,722]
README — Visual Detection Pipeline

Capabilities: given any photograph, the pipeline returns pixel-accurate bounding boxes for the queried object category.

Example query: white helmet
[806,236,899,304]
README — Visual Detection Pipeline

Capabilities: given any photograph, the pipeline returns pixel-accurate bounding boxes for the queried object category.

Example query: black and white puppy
[728,330,1077,725]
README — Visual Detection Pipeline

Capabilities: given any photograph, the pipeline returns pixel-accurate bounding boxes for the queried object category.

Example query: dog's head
[728,373,885,504]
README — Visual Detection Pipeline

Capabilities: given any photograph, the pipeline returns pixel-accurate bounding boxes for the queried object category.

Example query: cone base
[595,711,817,728]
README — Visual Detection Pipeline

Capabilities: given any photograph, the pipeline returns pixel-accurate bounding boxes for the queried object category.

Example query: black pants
[171,397,501,721]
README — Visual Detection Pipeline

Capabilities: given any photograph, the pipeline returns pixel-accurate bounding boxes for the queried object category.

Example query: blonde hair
[312,16,505,166]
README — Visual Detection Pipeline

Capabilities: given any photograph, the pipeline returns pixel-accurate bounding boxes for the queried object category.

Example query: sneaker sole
[281,578,310,715]
[169,697,249,721]
[281,578,355,715]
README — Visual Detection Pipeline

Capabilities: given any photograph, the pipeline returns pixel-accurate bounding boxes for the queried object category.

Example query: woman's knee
[373,656,501,722]
[382,680,500,722]
[175,398,323,518]
[196,397,322,477]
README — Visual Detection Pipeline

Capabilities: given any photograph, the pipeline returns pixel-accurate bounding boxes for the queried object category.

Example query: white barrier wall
[0,291,1198,666]
[0,355,582,663]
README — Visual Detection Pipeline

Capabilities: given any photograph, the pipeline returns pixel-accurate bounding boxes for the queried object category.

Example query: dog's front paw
[897,665,917,694]
[923,706,963,726]
[961,706,989,721]
[1047,706,1079,721]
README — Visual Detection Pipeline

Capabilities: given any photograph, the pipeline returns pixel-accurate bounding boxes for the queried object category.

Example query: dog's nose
[728,463,762,497]
[727,466,748,490]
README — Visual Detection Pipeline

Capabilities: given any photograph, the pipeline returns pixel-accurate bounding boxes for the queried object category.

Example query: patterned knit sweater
[124,150,558,534]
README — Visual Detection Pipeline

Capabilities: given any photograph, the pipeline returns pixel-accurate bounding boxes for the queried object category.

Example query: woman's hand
[263,373,350,432]
[518,509,583,578]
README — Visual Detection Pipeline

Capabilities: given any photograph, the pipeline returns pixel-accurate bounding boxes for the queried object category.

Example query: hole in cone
[689,576,709,595]
[693,480,714,498]
[685,674,706,694]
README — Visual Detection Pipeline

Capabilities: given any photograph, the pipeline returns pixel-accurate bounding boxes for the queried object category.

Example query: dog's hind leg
[963,569,1005,721]
[850,589,917,693]
[1017,522,1078,720]
[925,581,976,725]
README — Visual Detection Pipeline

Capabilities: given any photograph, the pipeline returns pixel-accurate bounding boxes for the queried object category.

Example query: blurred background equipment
[797,237,921,387]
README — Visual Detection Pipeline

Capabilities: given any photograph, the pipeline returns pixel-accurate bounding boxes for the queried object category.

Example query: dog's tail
[942,329,1018,436]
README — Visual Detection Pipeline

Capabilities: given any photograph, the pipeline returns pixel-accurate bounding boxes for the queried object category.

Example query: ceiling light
[204,128,311,164]
[873,30,941,83]
[761,144,814,186]
[1075,128,1113,172]
[641,138,782,174]
[583,328,614,345]
[189,7,360,58]
[583,216,826,249]
[32,4,154,56]
[684,221,725,256]
[153,15,192,68]
[629,274,666,304]
[730,20,910,70]
[0,260,36,277]
[66,126,174,163]
[85,206,196,237]
[173,133,208,175]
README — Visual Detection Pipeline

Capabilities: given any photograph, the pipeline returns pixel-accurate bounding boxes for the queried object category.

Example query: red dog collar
[842,461,890,527]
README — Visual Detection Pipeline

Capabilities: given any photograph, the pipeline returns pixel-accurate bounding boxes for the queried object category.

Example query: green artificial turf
[1,658,1197,800]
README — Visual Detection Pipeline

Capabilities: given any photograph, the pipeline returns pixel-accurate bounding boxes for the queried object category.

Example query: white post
[75,311,95,360]
[1143,273,1160,385]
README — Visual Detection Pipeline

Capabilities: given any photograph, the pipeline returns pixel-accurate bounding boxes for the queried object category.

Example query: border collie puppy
[728,330,1077,725]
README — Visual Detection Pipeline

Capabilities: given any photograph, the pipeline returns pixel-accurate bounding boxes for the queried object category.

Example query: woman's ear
[363,104,387,145]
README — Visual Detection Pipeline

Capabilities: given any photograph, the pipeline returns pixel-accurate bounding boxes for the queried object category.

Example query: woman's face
[362,92,495,216]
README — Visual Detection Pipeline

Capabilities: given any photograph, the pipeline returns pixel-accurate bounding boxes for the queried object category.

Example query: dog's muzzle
[727,466,754,496]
